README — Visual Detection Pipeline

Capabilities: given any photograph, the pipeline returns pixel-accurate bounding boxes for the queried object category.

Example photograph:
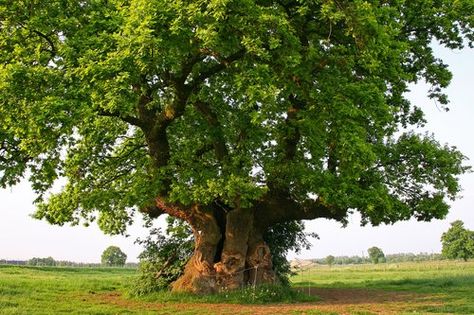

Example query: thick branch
[32,30,56,57]
[254,190,346,229]
[140,203,165,218]
[267,95,304,192]
[175,53,206,84]
[283,95,305,160]
[188,49,245,89]
[194,101,228,161]
[97,108,145,129]
[155,198,194,222]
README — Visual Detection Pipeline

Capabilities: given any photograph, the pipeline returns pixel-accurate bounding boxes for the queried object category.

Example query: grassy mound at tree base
[132,284,318,304]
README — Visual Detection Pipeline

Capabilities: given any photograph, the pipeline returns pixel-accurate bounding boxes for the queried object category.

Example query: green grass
[290,260,474,314]
[0,260,473,314]
[137,284,317,305]
[0,265,139,314]
[0,265,313,314]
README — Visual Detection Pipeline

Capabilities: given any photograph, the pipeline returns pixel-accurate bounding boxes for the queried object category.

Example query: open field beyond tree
[0,260,473,314]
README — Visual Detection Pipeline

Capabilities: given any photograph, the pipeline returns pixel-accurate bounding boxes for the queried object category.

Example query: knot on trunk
[214,252,245,274]
[214,252,246,291]
[247,243,272,268]
[193,251,214,274]
[246,242,276,285]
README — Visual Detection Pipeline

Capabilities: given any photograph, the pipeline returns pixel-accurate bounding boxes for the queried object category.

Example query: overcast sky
[1,45,472,263]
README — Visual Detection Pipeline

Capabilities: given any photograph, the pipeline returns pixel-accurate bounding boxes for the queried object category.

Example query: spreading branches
[175,53,206,84]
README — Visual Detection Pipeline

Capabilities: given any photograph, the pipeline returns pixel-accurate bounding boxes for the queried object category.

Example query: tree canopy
[367,246,385,264]
[325,255,335,266]
[1,0,472,292]
[101,245,127,266]
[441,220,474,261]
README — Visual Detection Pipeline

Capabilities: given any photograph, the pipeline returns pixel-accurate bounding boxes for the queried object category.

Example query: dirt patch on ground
[296,287,417,304]
[82,288,442,314]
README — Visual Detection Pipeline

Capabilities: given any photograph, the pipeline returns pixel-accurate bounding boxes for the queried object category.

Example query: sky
[1,45,473,263]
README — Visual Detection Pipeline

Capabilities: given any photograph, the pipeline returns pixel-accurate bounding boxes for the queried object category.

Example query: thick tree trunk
[170,208,221,294]
[162,201,276,293]
[246,228,276,287]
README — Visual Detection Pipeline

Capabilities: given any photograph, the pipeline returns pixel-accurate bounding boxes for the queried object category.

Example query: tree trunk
[170,207,221,294]
[165,202,276,293]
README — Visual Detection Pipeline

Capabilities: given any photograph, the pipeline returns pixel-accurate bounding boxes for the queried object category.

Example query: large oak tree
[1,0,472,293]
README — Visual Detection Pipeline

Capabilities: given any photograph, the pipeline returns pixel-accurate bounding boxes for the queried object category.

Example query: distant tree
[441,221,474,261]
[325,255,335,266]
[28,256,56,266]
[101,246,127,267]
[368,247,385,264]
[28,257,56,266]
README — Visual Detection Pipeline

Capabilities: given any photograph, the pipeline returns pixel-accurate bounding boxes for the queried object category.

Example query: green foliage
[441,220,474,261]
[325,255,335,266]
[0,0,472,235]
[263,221,317,285]
[101,246,127,267]
[132,218,194,295]
[367,247,385,264]
[312,252,443,265]
[27,257,56,266]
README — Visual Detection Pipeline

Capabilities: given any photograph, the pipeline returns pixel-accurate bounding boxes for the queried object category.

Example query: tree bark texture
[156,199,276,293]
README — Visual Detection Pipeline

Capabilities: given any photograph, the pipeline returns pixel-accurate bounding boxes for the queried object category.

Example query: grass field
[292,260,474,314]
[0,260,473,314]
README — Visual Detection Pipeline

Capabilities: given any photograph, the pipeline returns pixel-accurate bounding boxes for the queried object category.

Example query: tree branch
[254,190,346,229]
[283,95,305,160]
[97,108,145,129]
[175,53,206,84]
[32,30,57,57]
[188,49,245,89]
[194,100,228,161]
[140,203,165,219]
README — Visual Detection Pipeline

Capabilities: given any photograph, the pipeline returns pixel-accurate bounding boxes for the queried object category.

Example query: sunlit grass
[0,260,473,314]
[291,260,474,313]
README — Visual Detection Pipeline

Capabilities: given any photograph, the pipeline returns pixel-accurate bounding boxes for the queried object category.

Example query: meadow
[292,260,474,314]
[0,260,472,314]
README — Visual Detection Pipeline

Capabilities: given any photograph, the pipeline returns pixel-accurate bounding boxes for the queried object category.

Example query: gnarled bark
[156,198,276,293]
[162,203,221,293]
[214,207,254,290]
[246,228,276,286]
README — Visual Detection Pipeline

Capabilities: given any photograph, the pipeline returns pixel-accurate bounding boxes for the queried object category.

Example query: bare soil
[84,287,442,314]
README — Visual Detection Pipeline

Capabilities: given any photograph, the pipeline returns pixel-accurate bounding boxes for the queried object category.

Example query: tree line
[0,246,133,267]
[315,252,443,266]
[316,220,474,266]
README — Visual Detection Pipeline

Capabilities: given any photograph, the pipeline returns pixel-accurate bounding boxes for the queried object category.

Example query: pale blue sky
[0,45,472,263]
